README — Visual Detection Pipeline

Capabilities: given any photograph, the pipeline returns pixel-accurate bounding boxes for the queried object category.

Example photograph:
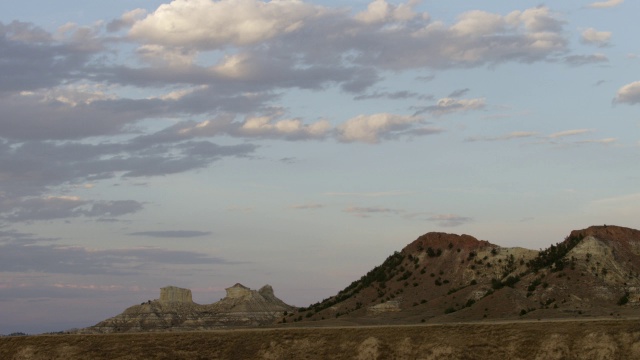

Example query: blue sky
[1,0,639,334]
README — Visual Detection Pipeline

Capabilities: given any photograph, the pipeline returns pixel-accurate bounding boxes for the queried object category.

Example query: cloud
[563,53,608,66]
[414,97,485,116]
[344,206,403,218]
[106,9,148,33]
[0,196,143,223]
[548,129,593,138]
[0,241,233,275]
[465,131,539,142]
[614,81,640,104]
[124,2,568,76]
[581,28,612,47]
[587,0,624,8]
[447,88,470,98]
[239,116,332,140]
[354,90,432,101]
[573,138,616,145]
[0,21,100,94]
[291,204,324,210]
[129,0,327,49]
[337,113,440,143]
[325,191,411,197]
[427,214,472,227]
[128,231,212,238]
[0,137,256,224]
[354,0,422,24]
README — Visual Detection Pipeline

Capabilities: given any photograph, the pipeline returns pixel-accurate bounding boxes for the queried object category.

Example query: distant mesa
[84,283,294,333]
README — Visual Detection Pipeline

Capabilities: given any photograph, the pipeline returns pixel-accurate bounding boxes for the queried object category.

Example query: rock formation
[159,286,192,303]
[294,225,640,324]
[85,283,295,333]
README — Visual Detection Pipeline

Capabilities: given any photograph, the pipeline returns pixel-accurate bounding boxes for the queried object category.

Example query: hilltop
[290,225,640,324]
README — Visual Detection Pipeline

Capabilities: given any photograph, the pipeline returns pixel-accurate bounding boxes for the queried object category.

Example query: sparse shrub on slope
[301,251,405,313]
[526,234,584,273]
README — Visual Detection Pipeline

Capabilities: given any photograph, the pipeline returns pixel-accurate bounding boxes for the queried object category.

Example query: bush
[491,278,504,290]
[618,292,630,306]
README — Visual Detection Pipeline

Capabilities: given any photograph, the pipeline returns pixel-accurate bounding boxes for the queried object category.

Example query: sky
[0,0,639,334]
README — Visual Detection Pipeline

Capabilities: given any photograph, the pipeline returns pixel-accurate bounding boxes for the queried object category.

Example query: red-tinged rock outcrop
[292,225,640,325]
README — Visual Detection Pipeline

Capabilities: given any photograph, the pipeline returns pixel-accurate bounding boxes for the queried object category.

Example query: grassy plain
[1,318,639,359]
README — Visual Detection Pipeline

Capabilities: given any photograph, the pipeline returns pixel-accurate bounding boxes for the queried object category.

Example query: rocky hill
[290,225,640,324]
[85,283,295,333]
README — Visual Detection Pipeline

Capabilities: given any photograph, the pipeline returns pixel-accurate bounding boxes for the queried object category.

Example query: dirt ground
[1,318,639,359]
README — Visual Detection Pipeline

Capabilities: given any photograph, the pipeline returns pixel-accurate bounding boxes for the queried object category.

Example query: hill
[85,283,294,333]
[290,225,640,324]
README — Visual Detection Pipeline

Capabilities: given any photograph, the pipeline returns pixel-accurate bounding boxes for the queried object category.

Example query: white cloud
[587,0,624,8]
[129,0,326,49]
[614,81,640,104]
[465,131,539,142]
[158,114,331,141]
[427,214,472,227]
[354,0,422,24]
[574,137,616,145]
[451,10,505,36]
[548,129,593,138]
[239,115,331,140]
[581,28,612,47]
[419,97,486,116]
[336,113,422,143]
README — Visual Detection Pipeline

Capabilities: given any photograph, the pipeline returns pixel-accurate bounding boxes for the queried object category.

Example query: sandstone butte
[84,283,295,333]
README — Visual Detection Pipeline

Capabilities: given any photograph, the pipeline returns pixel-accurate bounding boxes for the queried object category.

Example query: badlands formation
[86,283,294,333]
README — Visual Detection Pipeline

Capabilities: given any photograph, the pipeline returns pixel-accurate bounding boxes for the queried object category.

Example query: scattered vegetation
[526,234,584,273]
[618,292,630,306]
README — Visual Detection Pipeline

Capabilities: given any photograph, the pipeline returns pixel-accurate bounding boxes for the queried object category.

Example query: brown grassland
[1,318,640,359]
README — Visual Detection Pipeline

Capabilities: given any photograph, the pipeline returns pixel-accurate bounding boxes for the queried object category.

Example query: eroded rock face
[160,286,192,303]
[85,283,295,333]
[368,301,401,314]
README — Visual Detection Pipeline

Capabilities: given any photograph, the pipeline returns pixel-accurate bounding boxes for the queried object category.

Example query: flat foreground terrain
[1,319,639,359]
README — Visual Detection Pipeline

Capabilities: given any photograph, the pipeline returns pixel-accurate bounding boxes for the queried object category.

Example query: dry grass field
[2,318,639,359]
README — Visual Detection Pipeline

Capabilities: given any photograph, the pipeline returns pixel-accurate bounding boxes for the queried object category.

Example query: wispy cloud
[291,203,324,210]
[128,230,212,238]
[586,0,624,8]
[548,129,593,138]
[325,191,411,197]
[427,214,473,227]
[465,131,539,142]
[563,53,608,66]
[414,98,485,116]
[0,241,233,275]
[344,206,403,218]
